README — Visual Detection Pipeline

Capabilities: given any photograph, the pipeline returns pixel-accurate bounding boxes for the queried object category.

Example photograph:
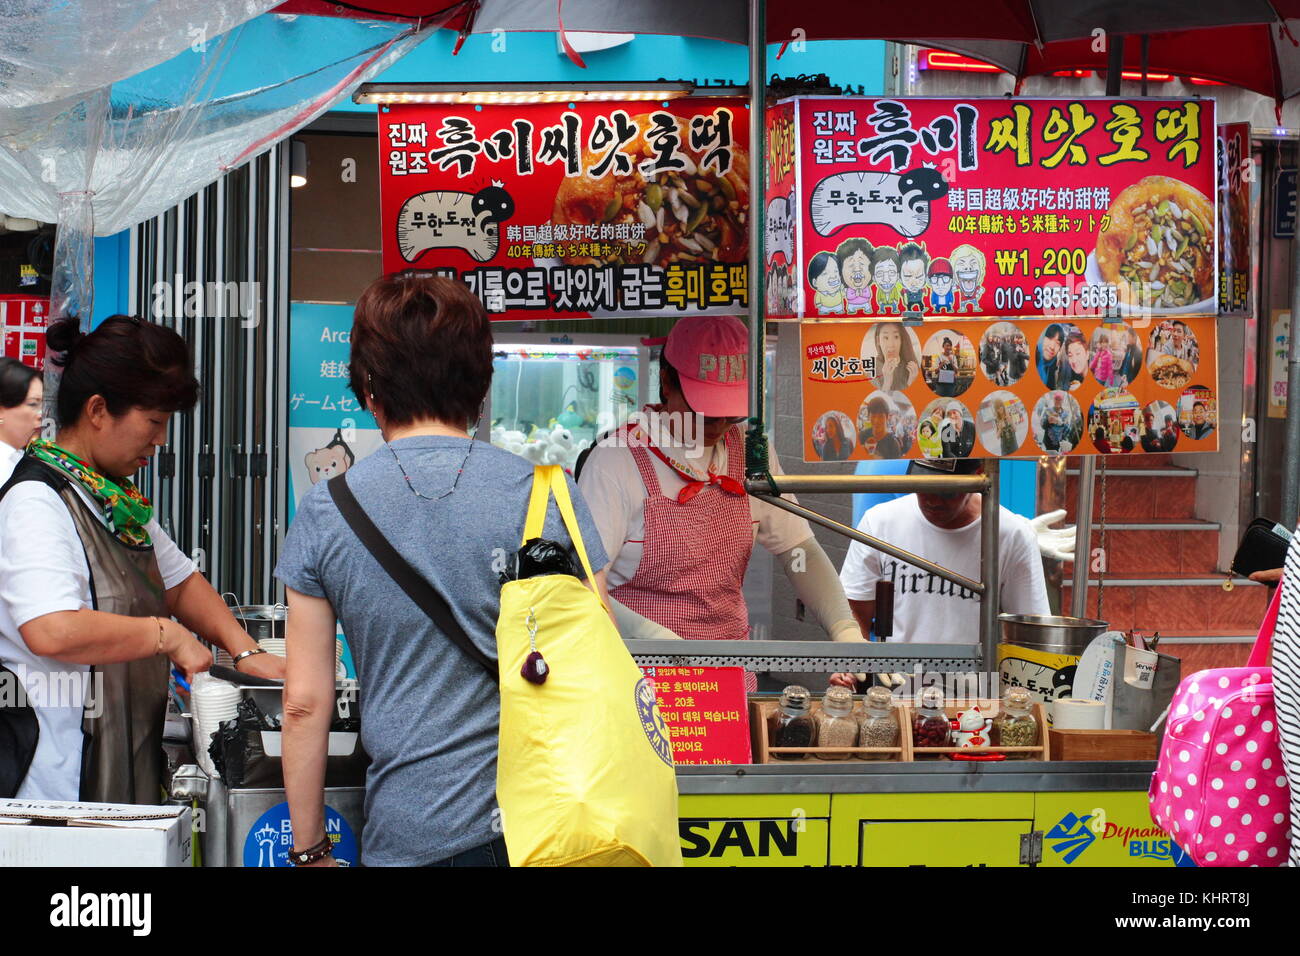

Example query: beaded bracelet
[288,834,334,866]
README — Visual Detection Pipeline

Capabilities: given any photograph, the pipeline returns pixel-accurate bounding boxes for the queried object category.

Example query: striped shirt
[1273,530,1300,866]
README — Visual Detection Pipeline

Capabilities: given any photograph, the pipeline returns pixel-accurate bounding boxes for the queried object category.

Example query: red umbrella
[276,0,1295,45]
[878,23,1300,114]
[276,1,1300,105]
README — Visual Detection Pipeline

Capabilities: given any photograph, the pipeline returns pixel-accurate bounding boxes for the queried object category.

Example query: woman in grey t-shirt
[276,275,610,867]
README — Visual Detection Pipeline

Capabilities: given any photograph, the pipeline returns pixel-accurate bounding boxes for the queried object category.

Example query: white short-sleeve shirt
[578,432,812,590]
[0,475,194,801]
[838,495,1049,645]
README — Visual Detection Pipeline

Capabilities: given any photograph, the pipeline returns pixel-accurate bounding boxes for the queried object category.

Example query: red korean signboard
[769,97,1218,321]
[1217,122,1251,315]
[639,665,752,765]
[377,98,749,319]
[0,295,49,369]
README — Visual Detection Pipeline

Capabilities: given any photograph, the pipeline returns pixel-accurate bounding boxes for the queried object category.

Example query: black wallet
[1230,518,1294,577]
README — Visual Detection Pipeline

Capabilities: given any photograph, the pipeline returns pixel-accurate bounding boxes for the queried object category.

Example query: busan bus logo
[635,677,674,767]
[1044,811,1097,864]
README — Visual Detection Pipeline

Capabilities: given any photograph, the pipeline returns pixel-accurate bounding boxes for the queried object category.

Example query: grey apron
[4,457,169,804]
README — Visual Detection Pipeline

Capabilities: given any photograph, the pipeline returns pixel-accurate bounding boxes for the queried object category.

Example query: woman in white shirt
[0,317,283,803]
[0,358,43,486]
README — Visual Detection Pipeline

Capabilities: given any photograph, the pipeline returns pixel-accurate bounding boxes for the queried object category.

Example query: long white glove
[608,594,684,641]
[1030,509,1077,561]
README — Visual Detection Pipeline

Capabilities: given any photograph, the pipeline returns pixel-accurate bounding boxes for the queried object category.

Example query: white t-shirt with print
[0,479,195,801]
[578,434,812,590]
[838,495,1049,644]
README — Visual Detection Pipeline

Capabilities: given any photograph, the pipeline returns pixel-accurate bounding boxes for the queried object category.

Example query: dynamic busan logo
[635,677,674,767]
[1045,811,1196,866]
[1045,812,1097,864]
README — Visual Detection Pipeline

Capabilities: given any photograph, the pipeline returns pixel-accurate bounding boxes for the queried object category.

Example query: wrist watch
[232,646,268,668]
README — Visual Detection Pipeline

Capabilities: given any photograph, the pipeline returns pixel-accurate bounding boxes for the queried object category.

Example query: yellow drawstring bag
[496,465,682,867]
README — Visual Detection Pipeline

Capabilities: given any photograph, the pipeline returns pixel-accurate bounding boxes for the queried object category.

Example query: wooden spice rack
[748,697,912,764]
[907,699,1051,762]
[1048,728,1158,762]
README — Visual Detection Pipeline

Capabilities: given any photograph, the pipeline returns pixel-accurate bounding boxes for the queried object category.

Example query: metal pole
[747,473,987,495]
[1070,456,1097,617]
[1105,34,1125,96]
[1282,208,1300,525]
[751,492,986,594]
[979,459,1001,672]
[745,0,769,477]
[1037,455,1069,614]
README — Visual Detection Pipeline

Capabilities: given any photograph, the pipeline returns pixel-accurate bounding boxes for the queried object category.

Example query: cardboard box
[0,799,192,867]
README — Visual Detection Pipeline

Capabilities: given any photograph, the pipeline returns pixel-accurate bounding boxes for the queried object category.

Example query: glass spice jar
[912,686,952,749]
[814,686,859,759]
[995,687,1039,756]
[768,685,818,759]
[858,686,900,758]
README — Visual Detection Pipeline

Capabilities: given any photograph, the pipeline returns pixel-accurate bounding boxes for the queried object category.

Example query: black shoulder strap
[0,454,66,500]
[327,474,498,683]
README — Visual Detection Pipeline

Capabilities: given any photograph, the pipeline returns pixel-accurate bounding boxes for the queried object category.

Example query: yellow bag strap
[522,464,553,544]
[521,465,608,614]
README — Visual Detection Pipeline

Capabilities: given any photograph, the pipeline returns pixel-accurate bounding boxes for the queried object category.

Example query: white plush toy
[538,427,573,465]
[498,429,528,456]
[521,441,548,464]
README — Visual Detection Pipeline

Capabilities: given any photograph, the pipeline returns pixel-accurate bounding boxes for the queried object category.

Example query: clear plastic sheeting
[0,0,283,111]
[0,10,444,330]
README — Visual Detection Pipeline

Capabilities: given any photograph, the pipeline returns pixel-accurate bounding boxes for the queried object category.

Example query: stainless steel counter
[675,760,1156,794]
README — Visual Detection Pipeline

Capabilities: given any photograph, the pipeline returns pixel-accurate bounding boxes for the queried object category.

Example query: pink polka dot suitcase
[1150,582,1291,866]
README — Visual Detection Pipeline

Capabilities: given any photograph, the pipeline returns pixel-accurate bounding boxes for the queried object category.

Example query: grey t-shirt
[274,437,609,866]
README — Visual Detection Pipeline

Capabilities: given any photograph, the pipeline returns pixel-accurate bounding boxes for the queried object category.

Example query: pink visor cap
[664,316,749,418]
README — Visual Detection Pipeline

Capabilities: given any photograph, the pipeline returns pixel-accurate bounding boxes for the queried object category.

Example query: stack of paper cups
[1053,697,1107,730]
[190,675,241,779]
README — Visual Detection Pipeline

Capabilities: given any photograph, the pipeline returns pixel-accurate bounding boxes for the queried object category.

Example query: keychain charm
[521,608,549,684]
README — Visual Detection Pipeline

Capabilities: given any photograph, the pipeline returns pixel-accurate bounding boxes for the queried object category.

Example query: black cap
[908,458,984,476]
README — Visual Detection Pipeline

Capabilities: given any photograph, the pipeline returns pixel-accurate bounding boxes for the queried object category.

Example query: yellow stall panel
[831,792,1036,867]
[860,820,1032,867]
[679,795,830,866]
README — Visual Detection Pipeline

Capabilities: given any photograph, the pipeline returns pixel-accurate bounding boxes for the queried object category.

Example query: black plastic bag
[497,537,579,585]
[209,697,367,789]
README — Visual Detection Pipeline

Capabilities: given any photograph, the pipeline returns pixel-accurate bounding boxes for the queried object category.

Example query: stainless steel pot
[998,613,1108,657]
[229,603,286,642]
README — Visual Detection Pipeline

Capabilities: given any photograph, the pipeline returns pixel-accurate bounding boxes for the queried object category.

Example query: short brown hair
[349,274,492,427]
[46,316,199,427]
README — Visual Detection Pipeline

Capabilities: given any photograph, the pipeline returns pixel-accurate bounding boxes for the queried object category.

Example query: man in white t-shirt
[839,458,1049,645]
[578,316,865,661]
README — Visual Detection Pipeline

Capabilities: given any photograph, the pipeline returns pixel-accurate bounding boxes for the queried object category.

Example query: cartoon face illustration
[810,255,842,295]
[470,180,515,224]
[929,269,952,297]
[841,248,872,295]
[952,245,986,292]
[901,256,927,293]
[874,258,899,291]
[305,430,355,484]
[897,167,949,209]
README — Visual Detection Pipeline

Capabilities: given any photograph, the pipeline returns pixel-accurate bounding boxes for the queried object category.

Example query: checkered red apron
[610,425,756,690]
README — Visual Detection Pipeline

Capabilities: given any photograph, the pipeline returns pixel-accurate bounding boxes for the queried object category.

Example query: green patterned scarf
[29,439,154,547]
